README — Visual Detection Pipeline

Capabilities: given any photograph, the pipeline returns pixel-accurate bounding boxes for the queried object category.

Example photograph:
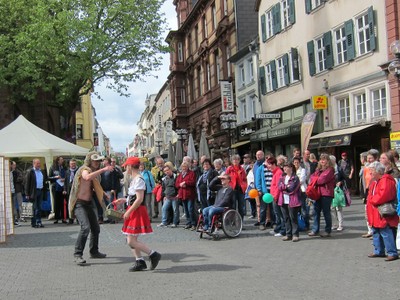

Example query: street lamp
[155,140,162,155]
[220,113,237,152]
[388,40,400,79]
[176,128,188,165]
[141,149,146,157]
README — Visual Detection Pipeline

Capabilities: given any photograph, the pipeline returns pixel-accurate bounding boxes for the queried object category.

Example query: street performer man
[69,151,114,266]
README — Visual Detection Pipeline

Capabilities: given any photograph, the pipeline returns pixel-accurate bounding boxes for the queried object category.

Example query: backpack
[306,175,321,201]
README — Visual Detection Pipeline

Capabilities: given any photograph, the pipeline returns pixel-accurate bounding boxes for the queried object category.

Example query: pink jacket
[270,167,283,201]
[277,174,301,207]
[310,167,335,198]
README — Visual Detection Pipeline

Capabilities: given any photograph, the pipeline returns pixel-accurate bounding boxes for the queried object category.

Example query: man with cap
[201,173,234,232]
[68,151,114,266]
[338,152,354,189]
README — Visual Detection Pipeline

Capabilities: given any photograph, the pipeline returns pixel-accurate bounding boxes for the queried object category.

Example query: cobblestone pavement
[1,198,399,299]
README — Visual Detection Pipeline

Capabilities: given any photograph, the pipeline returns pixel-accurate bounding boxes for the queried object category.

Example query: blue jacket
[255,163,270,194]
[140,170,155,194]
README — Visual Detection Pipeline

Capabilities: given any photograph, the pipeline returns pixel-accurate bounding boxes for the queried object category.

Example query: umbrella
[187,133,198,161]
[167,141,175,166]
[175,139,183,167]
[199,129,210,159]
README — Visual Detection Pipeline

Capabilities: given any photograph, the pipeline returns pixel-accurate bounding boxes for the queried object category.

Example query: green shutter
[270,60,278,90]
[345,19,355,61]
[283,54,290,85]
[368,6,376,51]
[324,31,334,69]
[261,14,267,42]
[305,0,311,14]
[259,66,267,95]
[307,40,316,76]
[273,3,281,35]
[288,0,296,24]
[291,47,300,81]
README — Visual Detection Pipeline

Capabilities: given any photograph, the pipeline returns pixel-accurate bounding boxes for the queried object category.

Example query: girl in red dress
[114,156,161,272]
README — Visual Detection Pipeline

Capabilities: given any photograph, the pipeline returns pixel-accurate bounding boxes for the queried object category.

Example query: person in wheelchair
[201,173,234,232]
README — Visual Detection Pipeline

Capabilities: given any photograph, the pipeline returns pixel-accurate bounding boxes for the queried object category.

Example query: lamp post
[141,149,146,157]
[220,113,237,153]
[388,40,400,78]
[155,140,162,155]
[176,128,188,165]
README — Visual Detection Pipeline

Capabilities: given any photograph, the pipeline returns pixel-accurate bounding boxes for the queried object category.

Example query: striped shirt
[263,166,273,193]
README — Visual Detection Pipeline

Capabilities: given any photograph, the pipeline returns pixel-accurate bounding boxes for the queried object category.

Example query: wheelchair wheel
[222,209,242,238]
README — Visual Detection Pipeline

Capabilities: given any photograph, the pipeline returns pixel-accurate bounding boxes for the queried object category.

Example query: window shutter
[288,0,296,24]
[305,0,312,14]
[270,60,278,90]
[324,31,334,69]
[291,47,300,81]
[307,40,316,76]
[368,6,376,51]
[261,14,267,42]
[273,3,281,35]
[344,19,355,61]
[283,54,290,85]
[259,66,267,95]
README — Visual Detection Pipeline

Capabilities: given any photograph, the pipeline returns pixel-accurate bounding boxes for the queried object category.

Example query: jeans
[182,199,196,226]
[312,196,333,234]
[199,192,209,210]
[232,189,246,219]
[144,193,153,220]
[161,198,179,225]
[74,200,100,257]
[31,189,43,226]
[272,201,286,235]
[281,205,301,237]
[372,226,398,257]
[202,206,225,230]
[259,199,268,225]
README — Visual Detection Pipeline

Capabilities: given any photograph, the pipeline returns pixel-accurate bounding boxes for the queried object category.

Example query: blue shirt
[34,168,43,189]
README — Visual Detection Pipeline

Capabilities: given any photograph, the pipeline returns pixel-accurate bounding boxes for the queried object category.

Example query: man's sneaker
[129,259,147,272]
[157,223,167,228]
[14,221,21,227]
[74,256,86,266]
[274,233,283,237]
[149,252,161,270]
[171,224,177,228]
[90,252,107,259]
[247,215,255,219]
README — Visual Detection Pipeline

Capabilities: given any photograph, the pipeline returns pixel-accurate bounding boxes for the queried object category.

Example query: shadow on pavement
[154,263,251,274]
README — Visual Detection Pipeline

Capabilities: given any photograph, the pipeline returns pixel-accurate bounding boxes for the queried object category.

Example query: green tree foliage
[0,0,169,105]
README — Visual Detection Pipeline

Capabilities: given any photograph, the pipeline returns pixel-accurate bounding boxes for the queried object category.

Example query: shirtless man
[68,152,114,265]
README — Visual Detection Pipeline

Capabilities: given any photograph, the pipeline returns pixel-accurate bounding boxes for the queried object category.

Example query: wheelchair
[196,207,242,240]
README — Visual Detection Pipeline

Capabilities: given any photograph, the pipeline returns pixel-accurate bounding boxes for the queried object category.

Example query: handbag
[306,175,321,201]
[377,201,397,217]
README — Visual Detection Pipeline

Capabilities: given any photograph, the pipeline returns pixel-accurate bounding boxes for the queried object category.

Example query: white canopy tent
[0,115,89,213]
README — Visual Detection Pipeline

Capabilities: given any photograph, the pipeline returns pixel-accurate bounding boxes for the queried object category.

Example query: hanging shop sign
[312,95,328,110]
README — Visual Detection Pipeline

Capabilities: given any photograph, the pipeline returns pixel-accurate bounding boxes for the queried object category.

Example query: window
[180,88,186,104]
[266,9,273,39]
[338,97,350,125]
[355,93,366,121]
[334,26,347,64]
[315,37,326,73]
[206,63,211,91]
[312,0,322,10]
[249,95,256,118]
[226,46,231,77]
[281,0,290,29]
[199,67,203,96]
[194,26,199,49]
[265,64,273,92]
[215,52,220,83]
[223,0,228,16]
[276,57,286,88]
[239,64,245,86]
[282,110,291,122]
[248,58,254,82]
[212,5,217,30]
[372,87,387,118]
[202,16,208,39]
[240,99,247,122]
[187,34,192,55]
[356,14,370,55]
[177,42,183,62]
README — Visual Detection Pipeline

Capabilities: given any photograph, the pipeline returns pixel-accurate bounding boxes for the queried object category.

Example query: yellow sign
[390,131,400,141]
[312,95,328,110]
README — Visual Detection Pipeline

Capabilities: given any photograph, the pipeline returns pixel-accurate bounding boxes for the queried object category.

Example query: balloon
[262,193,274,204]
[248,189,259,199]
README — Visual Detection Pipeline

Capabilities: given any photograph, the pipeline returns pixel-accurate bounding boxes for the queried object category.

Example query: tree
[0,0,169,106]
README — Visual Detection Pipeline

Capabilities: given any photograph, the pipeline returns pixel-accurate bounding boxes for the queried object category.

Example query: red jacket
[366,174,399,228]
[226,165,247,193]
[310,167,335,198]
[175,170,197,200]
[270,167,283,201]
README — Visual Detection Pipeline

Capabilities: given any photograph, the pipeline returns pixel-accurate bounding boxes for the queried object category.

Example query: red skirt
[122,206,153,236]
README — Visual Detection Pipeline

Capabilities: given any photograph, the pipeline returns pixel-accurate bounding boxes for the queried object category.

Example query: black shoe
[265,222,272,228]
[74,256,86,266]
[152,214,158,218]
[32,224,38,228]
[149,252,161,270]
[253,222,260,226]
[129,259,147,272]
[37,223,44,228]
[54,220,59,224]
[90,252,107,259]
[62,220,67,224]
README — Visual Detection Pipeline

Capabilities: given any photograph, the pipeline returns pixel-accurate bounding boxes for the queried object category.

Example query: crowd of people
[9,146,400,269]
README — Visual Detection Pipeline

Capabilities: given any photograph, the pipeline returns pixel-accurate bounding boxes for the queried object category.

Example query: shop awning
[230,140,250,149]
[308,123,376,149]
[250,127,268,142]
[268,119,302,139]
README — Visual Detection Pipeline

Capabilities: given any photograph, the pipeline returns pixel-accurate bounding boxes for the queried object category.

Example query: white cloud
[92,1,176,153]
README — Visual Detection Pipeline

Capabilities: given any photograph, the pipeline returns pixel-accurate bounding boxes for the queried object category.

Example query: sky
[92,1,177,153]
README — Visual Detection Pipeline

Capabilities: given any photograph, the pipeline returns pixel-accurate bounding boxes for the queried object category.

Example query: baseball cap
[90,153,105,161]
[122,156,140,167]
[341,152,347,156]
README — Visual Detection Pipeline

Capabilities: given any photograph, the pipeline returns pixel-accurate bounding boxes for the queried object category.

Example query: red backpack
[306,175,321,200]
